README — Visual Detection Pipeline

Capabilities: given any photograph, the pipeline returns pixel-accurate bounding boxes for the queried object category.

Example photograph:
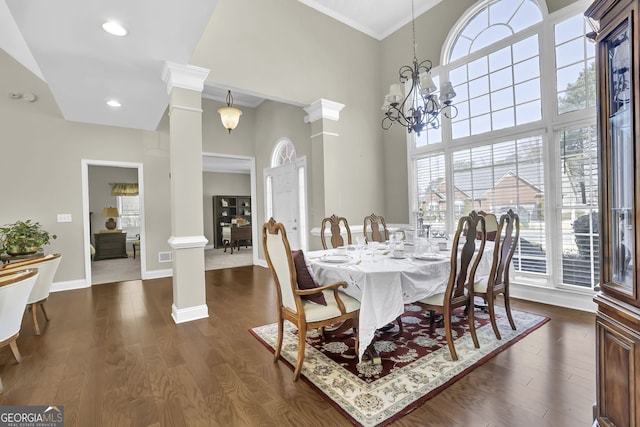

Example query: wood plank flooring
[0,266,595,426]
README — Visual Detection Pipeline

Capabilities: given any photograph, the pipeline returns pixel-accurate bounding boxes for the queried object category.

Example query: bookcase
[212,195,251,249]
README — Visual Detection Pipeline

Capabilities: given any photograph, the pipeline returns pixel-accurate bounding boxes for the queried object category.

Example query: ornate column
[304,99,345,237]
[161,62,209,323]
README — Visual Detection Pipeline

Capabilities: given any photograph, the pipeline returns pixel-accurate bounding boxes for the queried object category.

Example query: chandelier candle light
[382,0,457,136]
[218,90,242,134]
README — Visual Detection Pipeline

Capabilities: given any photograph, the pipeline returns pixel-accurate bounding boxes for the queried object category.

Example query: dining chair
[416,211,486,361]
[478,210,499,241]
[363,213,389,244]
[321,214,352,250]
[263,218,360,381]
[0,268,39,394]
[2,254,62,335]
[474,209,519,339]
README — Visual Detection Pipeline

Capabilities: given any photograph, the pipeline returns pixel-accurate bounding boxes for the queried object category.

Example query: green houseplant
[0,220,57,256]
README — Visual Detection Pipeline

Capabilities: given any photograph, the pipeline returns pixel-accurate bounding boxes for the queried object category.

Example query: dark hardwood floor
[0,266,595,426]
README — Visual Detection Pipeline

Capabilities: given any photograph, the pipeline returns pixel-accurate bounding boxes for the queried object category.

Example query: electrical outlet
[57,213,72,223]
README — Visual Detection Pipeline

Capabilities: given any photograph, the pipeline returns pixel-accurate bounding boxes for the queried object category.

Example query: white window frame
[408,0,597,293]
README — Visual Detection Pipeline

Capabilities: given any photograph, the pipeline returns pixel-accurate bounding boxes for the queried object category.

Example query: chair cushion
[474,276,489,293]
[303,290,359,322]
[291,250,327,306]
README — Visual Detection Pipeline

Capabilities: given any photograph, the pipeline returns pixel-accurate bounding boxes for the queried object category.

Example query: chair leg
[274,317,284,362]
[40,302,49,322]
[0,374,3,394]
[429,310,436,327]
[443,311,458,361]
[394,315,404,337]
[487,293,501,340]
[9,339,22,364]
[503,292,516,331]
[293,324,307,381]
[467,302,479,349]
[29,303,41,335]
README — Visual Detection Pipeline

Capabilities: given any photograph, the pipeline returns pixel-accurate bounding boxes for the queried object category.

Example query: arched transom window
[271,138,297,167]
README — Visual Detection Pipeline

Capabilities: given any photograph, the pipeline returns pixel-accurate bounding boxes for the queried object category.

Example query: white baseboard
[255,258,268,268]
[142,268,173,280]
[51,279,89,293]
[510,282,597,313]
[204,244,215,250]
[171,303,209,323]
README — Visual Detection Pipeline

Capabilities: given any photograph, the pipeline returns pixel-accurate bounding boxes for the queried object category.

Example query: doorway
[82,160,145,286]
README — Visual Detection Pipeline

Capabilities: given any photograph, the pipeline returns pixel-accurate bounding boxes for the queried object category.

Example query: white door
[264,158,307,250]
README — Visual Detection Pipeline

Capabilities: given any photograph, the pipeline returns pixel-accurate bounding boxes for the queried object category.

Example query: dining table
[307,241,495,362]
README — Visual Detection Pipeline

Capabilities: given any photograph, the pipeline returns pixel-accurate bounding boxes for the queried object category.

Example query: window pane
[489,0,520,26]
[516,99,541,124]
[471,113,492,135]
[452,120,470,139]
[454,82,469,102]
[556,38,585,68]
[469,75,489,97]
[510,1,543,32]
[555,14,584,45]
[560,126,599,288]
[416,154,447,229]
[514,57,539,83]
[454,100,470,120]
[491,87,514,110]
[452,136,546,274]
[470,94,490,116]
[490,67,513,91]
[450,37,472,62]
[462,8,489,40]
[450,65,467,85]
[489,46,512,72]
[473,26,513,52]
[513,35,539,62]
[468,56,488,80]
[492,107,515,130]
[515,78,540,104]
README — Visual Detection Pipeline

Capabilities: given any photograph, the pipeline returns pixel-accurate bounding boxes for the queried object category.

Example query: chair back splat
[363,213,389,244]
[321,214,352,250]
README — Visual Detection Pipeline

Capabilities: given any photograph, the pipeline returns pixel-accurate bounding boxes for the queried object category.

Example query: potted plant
[0,220,57,256]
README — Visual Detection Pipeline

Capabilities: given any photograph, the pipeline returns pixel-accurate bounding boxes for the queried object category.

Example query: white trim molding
[310,131,340,139]
[303,98,345,123]
[167,235,208,249]
[168,105,204,116]
[511,282,596,313]
[161,62,210,94]
[171,303,209,324]
[51,279,88,293]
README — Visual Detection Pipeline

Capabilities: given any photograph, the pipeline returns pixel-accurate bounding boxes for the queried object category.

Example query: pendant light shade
[218,90,242,134]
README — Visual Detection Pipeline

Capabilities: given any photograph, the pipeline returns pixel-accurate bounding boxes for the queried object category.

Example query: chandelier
[218,90,242,134]
[381,0,457,136]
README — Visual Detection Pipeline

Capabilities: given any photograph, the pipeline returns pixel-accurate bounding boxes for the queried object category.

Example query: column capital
[161,62,210,94]
[303,98,345,123]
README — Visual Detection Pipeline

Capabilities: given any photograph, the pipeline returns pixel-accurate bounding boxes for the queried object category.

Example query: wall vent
[159,251,173,263]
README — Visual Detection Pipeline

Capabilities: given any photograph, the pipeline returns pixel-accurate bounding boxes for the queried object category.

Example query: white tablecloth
[308,243,495,361]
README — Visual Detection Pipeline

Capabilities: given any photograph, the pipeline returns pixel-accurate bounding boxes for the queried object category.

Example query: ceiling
[1,0,440,134]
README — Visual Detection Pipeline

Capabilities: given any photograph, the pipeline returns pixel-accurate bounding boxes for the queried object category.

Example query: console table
[93,232,128,261]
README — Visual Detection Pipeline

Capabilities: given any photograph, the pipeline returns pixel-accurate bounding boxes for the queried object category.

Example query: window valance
[111,183,139,196]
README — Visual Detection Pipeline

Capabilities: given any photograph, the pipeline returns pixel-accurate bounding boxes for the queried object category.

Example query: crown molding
[161,62,210,94]
[303,98,345,123]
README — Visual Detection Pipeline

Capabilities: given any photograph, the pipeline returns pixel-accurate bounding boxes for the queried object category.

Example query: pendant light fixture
[218,90,242,134]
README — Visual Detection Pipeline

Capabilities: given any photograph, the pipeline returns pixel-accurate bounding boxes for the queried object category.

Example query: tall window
[410,0,597,289]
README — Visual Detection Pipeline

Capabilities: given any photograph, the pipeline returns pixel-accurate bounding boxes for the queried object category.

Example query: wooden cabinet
[212,195,251,249]
[586,1,640,425]
[93,232,128,261]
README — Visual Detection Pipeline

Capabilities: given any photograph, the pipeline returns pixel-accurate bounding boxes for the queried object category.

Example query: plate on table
[414,254,446,261]
[320,255,352,263]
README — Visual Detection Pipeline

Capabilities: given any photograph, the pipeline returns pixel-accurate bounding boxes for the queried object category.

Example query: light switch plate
[57,213,72,223]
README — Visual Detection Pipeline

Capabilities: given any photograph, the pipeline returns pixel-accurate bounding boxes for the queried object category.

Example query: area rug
[249,304,549,427]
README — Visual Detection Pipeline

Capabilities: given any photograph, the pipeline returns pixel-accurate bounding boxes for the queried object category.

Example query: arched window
[271,138,297,167]
[410,0,597,290]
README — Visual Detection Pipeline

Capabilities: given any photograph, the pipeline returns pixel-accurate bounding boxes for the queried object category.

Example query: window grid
[410,1,597,290]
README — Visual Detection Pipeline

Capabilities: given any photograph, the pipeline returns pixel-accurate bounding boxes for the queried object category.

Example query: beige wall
[202,172,251,246]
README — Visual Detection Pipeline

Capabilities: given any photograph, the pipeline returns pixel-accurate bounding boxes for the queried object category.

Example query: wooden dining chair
[363,213,389,244]
[263,218,360,381]
[416,211,486,361]
[321,214,352,250]
[0,268,39,394]
[473,209,519,339]
[2,254,62,335]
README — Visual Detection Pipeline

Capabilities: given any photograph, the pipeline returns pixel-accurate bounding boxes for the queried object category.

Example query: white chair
[0,268,39,393]
[2,254,62,335]
[263,218,360,381]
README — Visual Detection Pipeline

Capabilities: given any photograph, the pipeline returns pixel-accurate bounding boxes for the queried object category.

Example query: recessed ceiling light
[107,100,122,108]
[102,21,127,36]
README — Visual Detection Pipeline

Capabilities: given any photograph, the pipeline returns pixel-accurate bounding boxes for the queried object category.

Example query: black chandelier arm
[416,59,433,75]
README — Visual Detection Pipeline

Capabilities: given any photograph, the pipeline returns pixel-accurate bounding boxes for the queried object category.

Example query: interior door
[264,159,306,250]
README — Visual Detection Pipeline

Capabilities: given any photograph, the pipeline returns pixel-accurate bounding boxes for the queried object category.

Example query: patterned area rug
[250,304,549,427]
